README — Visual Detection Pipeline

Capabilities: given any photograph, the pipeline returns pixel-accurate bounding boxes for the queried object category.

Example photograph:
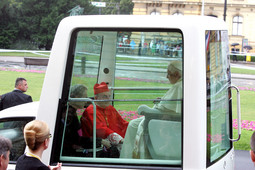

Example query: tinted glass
[59,30,183,167]
[206,30,232,164]
[0,118,33,161]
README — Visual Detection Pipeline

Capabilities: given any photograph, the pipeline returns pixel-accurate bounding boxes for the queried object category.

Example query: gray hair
[70,84,88,98]
[0,136,12,159]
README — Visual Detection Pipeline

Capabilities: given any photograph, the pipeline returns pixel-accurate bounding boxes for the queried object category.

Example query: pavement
[235,150,254,170]
[0,56,254,169]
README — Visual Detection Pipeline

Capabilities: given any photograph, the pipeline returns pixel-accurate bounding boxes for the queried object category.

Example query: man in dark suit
[0,78,32,111]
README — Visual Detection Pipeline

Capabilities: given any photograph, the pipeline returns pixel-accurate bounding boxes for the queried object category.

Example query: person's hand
[101,139,111,149]
[48,162,62,170]
[107,133,123,145]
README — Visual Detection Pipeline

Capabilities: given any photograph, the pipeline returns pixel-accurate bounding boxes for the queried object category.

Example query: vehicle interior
[58,29,184,166]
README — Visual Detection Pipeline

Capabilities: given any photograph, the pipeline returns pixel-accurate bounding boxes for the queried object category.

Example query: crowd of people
[118,39,182,57]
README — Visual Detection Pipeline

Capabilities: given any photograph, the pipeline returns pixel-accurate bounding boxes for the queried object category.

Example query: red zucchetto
[94,82,109,95]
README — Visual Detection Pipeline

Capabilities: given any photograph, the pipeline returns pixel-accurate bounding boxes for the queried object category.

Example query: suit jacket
[0,89,32,111]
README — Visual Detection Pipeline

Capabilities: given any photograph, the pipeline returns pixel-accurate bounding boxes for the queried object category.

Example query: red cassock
[81,104,129,139]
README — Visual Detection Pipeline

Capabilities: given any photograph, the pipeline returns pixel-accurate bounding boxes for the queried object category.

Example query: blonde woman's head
[24,120,50,151]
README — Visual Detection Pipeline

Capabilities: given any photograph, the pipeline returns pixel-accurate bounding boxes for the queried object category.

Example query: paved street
[235,150,254,170]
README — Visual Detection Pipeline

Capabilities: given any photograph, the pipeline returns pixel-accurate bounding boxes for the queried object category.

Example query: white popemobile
[0,15,241,170]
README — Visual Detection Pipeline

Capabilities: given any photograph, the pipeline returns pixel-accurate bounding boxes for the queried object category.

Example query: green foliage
[0,0,133,49]
[96,0,133,14]
[230,55,255,62]
[119,0,134,14]
[0,0,99,49]
[0,0,19,48]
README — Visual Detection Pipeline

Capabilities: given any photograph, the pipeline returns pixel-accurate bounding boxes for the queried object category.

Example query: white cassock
[120,79,182,159]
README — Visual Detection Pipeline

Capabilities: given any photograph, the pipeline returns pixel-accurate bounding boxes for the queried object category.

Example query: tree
[16,0,96,50]
[0,0,19,48]
[0,0,132,49]
[119,0,134,14]
[100,0,133,15]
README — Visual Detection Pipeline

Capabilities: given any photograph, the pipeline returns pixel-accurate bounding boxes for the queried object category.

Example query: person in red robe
[81,82,129,146]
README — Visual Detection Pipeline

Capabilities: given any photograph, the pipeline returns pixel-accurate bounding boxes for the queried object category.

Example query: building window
[232,16,243,36]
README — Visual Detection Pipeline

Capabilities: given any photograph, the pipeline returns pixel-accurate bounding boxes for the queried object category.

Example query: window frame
[205,30,233,167]
[52,28,184,169]
[232,16,243,36]
[0,117,35,164]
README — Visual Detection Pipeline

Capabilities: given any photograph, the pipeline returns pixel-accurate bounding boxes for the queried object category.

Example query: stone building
[132,0,255,53]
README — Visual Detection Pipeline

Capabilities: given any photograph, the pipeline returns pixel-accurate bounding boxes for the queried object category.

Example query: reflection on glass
[206,30,231,163]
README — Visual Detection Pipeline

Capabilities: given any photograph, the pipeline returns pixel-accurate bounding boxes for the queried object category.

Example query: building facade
[132,0,255,53]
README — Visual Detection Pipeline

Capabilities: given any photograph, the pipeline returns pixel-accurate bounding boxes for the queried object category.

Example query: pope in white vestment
[120,60,183,159]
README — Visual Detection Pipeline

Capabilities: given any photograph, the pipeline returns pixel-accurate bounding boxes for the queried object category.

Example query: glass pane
[0,119,32,161]
[237,24,242,35]
[206,30,231,163]
[233,16,238,22]
[238,16,243,22]
[60,29,183,167]
[232,23,237,35]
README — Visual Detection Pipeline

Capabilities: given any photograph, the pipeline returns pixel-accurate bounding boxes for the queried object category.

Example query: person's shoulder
[16,154,26,162]
[86,104,94,110]
[16,91,32,99]
[13,89,23,93]
[16,155,49,170]
[1,91,13,97]
[83,104,94,115]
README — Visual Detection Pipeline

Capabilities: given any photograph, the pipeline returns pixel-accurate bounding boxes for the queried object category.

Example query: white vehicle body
[0,15,241,170]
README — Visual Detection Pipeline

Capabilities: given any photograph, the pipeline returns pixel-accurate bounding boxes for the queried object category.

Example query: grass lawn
[231,67,255,75]
[233,129,253,150]
[232,90,255,121]
[0,52,50,58]
[0,67,254,151]
[0,70,45,101]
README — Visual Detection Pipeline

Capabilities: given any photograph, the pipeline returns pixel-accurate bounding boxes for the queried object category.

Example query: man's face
[17,80,28,92]
[167,70,179,84]
[0,151,10,170]
[95,91,111,108]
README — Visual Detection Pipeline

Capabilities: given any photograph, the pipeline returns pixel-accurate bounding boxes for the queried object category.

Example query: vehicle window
[58,29,183,167]
[206,30,232,165]
[0,118,33,162]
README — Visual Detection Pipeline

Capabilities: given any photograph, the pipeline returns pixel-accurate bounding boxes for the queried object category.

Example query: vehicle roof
[0,102,38,119]
[58,15,227,31]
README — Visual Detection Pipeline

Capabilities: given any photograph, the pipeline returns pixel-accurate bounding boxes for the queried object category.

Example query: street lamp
[223,0,227,21]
